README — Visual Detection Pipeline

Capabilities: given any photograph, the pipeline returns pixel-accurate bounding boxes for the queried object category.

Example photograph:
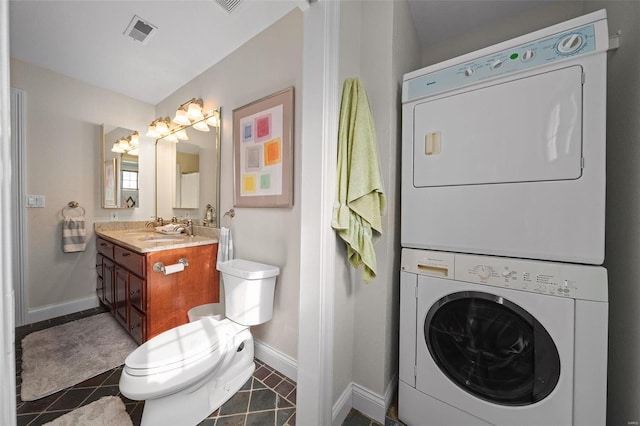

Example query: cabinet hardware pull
[122,252,131,257]
[130,290,136,296]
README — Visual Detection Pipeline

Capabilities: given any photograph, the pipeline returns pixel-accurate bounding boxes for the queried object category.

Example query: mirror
[155,108,221,227]
[101,125,140,209]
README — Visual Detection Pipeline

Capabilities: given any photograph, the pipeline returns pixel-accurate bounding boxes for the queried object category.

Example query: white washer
[398,248,608,426]
[401,10,608,264]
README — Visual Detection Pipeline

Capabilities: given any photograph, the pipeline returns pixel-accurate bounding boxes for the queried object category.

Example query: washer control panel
[405,23,596,102]
[401,248,608,302]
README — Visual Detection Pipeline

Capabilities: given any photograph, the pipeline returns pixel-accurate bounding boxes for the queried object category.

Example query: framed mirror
[155,108,221,227]
[101,125,141,209]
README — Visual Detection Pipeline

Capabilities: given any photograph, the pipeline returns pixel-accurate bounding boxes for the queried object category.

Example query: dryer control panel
[401,248,608,302]
[405,23,597,102]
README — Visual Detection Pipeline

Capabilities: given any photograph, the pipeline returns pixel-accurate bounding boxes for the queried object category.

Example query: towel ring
[63,201,85,217]
[222,209,235,227]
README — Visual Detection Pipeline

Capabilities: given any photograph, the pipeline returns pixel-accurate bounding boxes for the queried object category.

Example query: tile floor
[14,308,393,426]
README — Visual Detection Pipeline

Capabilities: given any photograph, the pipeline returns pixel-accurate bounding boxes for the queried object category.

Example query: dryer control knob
[557,34,584,55]
[490,60,503,70]
[522,50,536,62]
[464,68,474,77]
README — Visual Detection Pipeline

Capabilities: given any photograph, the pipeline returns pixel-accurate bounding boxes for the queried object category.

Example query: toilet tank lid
[218,259,280,279]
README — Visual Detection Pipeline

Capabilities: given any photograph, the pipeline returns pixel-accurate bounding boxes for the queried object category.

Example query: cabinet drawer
[96,238,114,259]
[114,246,145,277]
[129,307,146,345]
[129,274,145,313]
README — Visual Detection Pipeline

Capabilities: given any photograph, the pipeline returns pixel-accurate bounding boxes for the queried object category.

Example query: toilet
[119,258,279,426]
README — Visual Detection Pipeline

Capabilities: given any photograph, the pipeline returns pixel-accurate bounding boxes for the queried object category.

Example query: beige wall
[332,0,420,408]
[10,58,155,317]
[155,9,303,359]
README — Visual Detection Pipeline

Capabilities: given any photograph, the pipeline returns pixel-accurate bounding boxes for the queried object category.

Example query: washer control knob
[522,49,536,61]
[557,34,584,54]
[464,68,474,77]
[478,266,490,280]
[490,60,503,70]
[502,269,511,277]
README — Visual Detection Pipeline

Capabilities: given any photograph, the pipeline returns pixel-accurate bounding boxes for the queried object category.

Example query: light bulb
[128,148,139,156]
[193,121,210,132]
[175,129,189,140]
[173,109,191,125]
[155,120,169,135]
[163,133,179,143]
[186,102,204,121]
[111,143,125,153]
[129,131,139,147]
[146,123,159,138]
[205,114,218,127]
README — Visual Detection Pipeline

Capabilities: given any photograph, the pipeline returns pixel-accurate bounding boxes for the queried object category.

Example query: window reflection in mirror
[102,124,140,209]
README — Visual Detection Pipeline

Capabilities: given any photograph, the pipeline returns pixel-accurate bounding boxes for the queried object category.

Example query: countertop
[95,221,219,253]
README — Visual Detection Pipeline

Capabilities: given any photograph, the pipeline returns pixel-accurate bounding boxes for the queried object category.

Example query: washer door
[425,291,560,406]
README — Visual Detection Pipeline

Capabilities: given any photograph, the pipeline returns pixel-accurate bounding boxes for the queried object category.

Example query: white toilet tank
[217,259,280,326]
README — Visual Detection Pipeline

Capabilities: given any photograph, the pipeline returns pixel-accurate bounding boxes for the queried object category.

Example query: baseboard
[332,383,354,426]
[254,338,298,382]
[27,295,100,324]
[334,374,398,425]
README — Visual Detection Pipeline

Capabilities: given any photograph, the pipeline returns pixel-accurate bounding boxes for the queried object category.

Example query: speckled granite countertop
[95,221,219,253]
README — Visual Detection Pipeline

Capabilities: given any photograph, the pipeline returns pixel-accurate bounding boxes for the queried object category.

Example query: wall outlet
[110,212,118,221]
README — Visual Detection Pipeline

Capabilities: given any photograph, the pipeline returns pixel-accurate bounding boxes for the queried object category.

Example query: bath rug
[44,396,133,426]
[21,312,138,401]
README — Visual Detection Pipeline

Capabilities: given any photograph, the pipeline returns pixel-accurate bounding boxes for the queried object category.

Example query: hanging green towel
[332,78,386,283]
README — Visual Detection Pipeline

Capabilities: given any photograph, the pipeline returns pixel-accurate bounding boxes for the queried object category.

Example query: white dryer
[401,10,608,264]
[398,248,608,426]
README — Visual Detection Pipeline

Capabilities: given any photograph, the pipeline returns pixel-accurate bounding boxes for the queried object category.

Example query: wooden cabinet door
[114,266,129,329]
[103,258,115,309]
[129,307,145,345]
[96,254,104,303]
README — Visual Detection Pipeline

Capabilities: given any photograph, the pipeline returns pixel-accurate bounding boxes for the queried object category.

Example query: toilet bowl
[119,258,279,426]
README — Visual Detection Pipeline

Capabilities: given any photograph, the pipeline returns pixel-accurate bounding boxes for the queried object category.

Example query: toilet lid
[125,317,228,376]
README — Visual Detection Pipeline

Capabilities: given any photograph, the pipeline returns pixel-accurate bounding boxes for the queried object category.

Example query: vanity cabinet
[95,236,219,344]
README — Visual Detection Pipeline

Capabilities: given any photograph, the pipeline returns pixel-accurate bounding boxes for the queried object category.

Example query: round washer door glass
[425,291,560,406]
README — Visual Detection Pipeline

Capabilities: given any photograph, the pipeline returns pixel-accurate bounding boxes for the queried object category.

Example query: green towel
[332,78,386,283]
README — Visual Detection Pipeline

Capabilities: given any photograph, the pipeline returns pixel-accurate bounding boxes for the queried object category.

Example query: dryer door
[424,291,560,406]
[412,65,583,188]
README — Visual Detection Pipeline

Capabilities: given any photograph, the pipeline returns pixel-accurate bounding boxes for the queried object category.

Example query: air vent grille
[124,15,157,45]
[215,0,241,13]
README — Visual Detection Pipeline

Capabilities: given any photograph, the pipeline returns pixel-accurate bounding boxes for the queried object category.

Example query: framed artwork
[233,87,294,207]
[103,159,117,207]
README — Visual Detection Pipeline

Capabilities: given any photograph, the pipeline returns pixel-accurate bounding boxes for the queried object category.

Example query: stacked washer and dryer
[399,10,609,426]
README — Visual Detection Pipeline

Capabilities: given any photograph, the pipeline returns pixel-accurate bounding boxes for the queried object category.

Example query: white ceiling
[9,0,306,104]
[9,0,551,105]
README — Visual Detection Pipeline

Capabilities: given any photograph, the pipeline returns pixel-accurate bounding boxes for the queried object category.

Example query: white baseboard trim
[254,338,298,382]
[332,384,353,426]
[27,295,100,324]
[333,374,399,425]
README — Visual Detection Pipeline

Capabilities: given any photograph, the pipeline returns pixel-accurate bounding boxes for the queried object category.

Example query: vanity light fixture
[149,99,220,143]
[111,131,140,156]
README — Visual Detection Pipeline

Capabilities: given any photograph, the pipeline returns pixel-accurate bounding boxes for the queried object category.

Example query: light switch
[26,195,45,208]
[425,131,441,155]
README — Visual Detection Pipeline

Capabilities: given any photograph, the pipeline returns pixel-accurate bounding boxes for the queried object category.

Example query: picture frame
[103,159,117,208]
[233,87,294,208]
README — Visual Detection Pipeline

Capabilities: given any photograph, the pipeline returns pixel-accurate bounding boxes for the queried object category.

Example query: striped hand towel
[63,216,87,253]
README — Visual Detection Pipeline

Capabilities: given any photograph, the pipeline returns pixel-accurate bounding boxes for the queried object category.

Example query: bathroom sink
[138,236,185,242]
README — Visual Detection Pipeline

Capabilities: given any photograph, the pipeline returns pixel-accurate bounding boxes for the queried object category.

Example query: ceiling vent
[215,0,241,13]
[123,15,157,45]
